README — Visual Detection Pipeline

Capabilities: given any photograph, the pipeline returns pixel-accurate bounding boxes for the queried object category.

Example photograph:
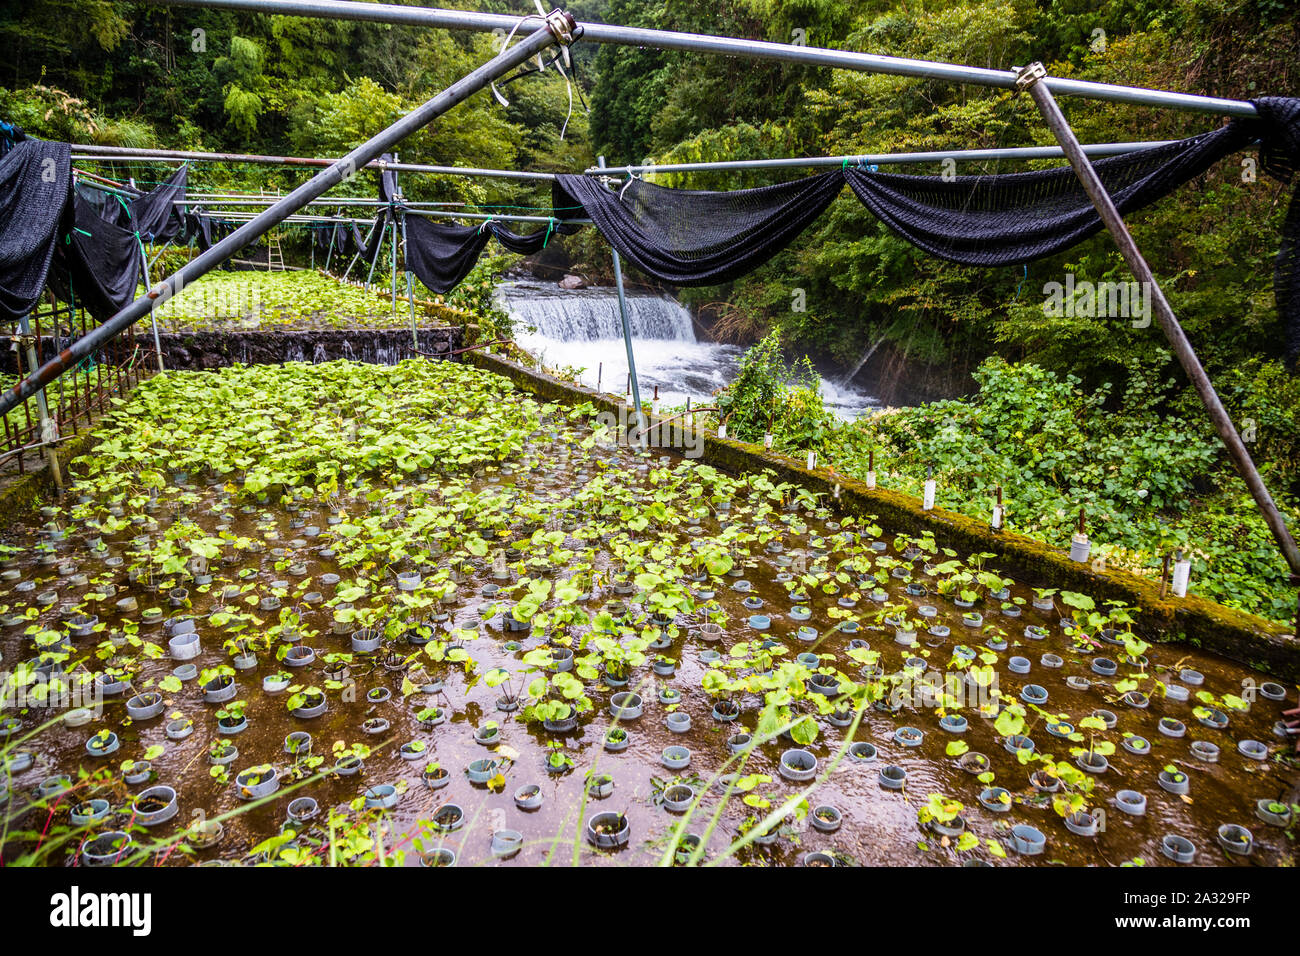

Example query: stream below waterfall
[497,278,877,419]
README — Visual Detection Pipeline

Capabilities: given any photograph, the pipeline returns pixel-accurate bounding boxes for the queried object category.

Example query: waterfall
[312,344,328,364]
[497,278,695,342]
[341,340,357,362]
[285,343,305,363]
[496,276,878,420]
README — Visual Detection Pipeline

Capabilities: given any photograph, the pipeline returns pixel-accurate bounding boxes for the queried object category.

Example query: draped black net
[403,214,492,294]
[553,170,846,286]
[842,123,1257,266]
[488,219,577,255]
[128,164,188,242]
[0,139,71,320]
[48,192,142,322]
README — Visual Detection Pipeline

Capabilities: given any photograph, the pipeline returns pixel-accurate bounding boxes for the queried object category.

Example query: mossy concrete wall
[468,348,1300,681]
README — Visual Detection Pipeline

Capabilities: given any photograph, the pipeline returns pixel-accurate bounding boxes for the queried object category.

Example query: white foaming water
[497,278,876,419]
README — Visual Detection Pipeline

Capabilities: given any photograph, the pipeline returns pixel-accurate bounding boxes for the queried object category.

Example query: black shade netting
[314,221,334,255]
[128,165,188,242]
[403,214,491,294]
[1255,98,1300,363]
[843,96,1300,358]
[76,180,132,228]
[0,139,71,320]
[48,192,142,322]
[841,124,1259,266]
[552,170,846,286]
[488,219,579,255]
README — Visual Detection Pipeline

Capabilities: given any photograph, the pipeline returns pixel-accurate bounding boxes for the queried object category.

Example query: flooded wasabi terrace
[0,358,1296,867]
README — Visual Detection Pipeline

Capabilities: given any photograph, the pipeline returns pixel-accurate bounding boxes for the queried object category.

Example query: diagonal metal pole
[1018,62,1300,603]
[0,12,571,417]
[597,155,646,447]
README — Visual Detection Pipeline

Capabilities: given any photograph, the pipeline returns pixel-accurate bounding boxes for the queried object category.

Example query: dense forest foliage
[2,0,1299,620]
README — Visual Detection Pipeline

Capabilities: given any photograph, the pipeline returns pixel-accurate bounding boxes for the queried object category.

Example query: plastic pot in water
[1115,790,1147,816]
[421,765,450,790]
[1092,709,1119,730]
[1121,734,1151,755]
[1007,656,1031,675]
[166,719,194,741]
[1157,717,1186,738]
[1046,721,1075,740]
[125,693,165,721]
[665,712,691,734]
[609,692,643,720]
[1004,735,1035,757]
[1020,684,1048,705]
[85,731,120,757]
[1158,768,1190,795]
[287,797,318,823]
[1010,824,1046,856]
[1076,752,1109,774]
[802,851,837,867]
[811,805,842,833]
[70,798,111,826]
[1260,681,1287,702]
[1217,824,1253,856]
[235,766,280,801]
[780,748,818,782]
[661,746,691,771]
[1190,740,1220,763]
[726,732,753,754]
[1161,834,1196,863]
[420,848,456,867]
[514,784,544,810]
[262,672,291,693]
[712,700,741,722]
[168,631,201,661]
[978,787,1012,813]
[1237,739,1268,761]
[1064,810,1099,836]
[132,785,179,826]
[1255,799,1292,827]
[351,628,383,653]
[1091,657,1118,676]
[202,676,238,705]
[848,742,878,763]
[82,831,133,867]
[894,726,924,748]
[604,728,631,753]
[491,829,525,859]
[1197,708,1229,730]
[879,765,907,791]
[587,812,630,849]
[939,715,968,734]
[364,784,400,811]
[284,731,312,756]
[466,758,503,784]
[283,645,315,668]
[663,784,696,813]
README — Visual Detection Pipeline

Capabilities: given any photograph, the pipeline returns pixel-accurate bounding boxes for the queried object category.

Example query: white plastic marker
[1171,550,1192,597]
[922,466,936,511]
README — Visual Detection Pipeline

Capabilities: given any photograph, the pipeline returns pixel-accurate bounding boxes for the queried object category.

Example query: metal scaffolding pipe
[0,15,569,417]
[72,146,558,181]
[583,141,1184,176]
[1019,62,1300,590]
[148,0,1259,118]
